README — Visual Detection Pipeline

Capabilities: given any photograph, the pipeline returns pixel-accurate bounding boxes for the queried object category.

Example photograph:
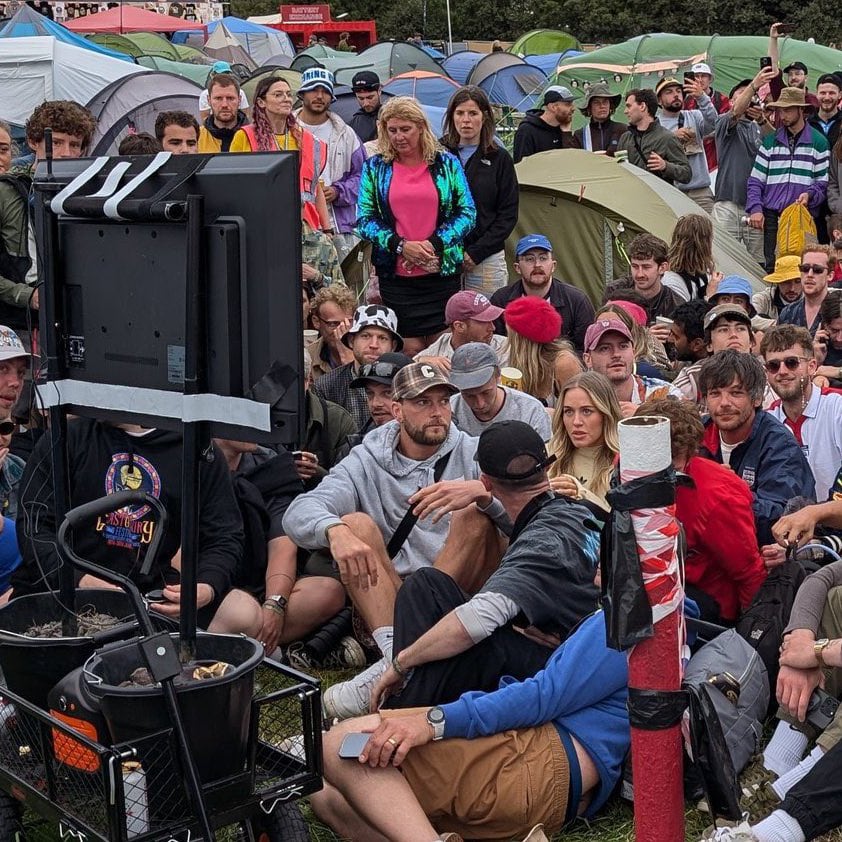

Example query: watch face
[428,707,445,724]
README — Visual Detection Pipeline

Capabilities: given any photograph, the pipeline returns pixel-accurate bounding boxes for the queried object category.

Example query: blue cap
[298,67,335,96]
[211,60,232,74]
[515,234,553,257]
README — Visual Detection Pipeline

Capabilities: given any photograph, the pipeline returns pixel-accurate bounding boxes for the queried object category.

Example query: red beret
[503,296,563,344]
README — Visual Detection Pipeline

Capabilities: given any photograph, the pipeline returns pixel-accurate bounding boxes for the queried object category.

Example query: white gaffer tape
[36,380,271,431]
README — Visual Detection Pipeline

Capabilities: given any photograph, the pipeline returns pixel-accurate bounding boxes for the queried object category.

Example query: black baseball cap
[351,71,381,91]
[349,352,412,388]
[818,72,842,88]
[783,61,808,74]
[475,420,556,481]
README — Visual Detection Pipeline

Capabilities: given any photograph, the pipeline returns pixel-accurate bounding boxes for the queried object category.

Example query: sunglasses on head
[763,356,809,373]
[0,421,15,436]
[359,362,401,379]
[799,264,828,274]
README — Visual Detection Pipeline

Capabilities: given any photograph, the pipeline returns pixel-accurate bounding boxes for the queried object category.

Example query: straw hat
[766,87,810,108]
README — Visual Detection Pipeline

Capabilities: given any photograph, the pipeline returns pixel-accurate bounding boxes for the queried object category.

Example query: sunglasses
[0,421,15,436]
[799,264,828,274]
[358,362,402,379]
[763,356,809,373]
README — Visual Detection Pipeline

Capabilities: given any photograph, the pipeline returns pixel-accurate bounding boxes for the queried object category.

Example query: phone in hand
[338,732,371,758]
[805,688,840,732]
[776,22,797,34]
[760,56,773,69]
[683,71,695,83]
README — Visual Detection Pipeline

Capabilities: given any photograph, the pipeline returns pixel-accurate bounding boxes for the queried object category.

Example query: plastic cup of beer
[500,367,523,390]
[303,329,319,346]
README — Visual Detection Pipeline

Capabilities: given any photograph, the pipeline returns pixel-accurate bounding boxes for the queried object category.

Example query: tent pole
[445,0,452,55]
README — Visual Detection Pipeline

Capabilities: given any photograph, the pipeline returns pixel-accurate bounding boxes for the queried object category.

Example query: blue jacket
[441,612,629,817]
[701,410,815,545]
[355,150,476,277]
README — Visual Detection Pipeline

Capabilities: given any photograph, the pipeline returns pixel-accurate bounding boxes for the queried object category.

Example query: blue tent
[383,71,459,109]
[524,51,581,76]
[0,4,133,61]
[478,64,547,110]
[172,16,293,63]
[441,50,483,84]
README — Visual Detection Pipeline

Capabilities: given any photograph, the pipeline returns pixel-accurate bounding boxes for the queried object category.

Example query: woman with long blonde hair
[547,371,622,511]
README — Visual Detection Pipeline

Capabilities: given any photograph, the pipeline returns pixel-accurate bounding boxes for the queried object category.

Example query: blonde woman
[548,372,622,511]
[503,296,582,405]
[356,96,476,355]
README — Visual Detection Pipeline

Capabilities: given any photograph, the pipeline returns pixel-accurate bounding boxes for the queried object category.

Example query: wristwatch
[263,594,288,616]
[814,638,831,668]
[396,238,406,255]
[426,706,445,740]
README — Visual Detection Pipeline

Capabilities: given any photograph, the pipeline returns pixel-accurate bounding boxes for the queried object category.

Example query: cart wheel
[253,801,310,842]
[0,790,22,842]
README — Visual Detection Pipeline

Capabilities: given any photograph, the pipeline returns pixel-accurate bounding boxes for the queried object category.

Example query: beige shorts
[383,710,570,840]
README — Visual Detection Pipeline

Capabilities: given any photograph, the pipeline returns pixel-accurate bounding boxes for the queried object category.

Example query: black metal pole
[178,194,206,663]
[35,136,77,637]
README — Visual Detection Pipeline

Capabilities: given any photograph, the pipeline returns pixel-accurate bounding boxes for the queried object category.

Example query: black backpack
[735,559,806,710]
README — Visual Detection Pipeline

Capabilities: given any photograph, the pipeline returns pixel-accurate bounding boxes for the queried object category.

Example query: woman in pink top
[356,97,476,355]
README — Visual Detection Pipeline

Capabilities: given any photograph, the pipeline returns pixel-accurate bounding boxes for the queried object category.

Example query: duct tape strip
[35,380,271,431]
[627,688,687,731]
[50,156,111,216]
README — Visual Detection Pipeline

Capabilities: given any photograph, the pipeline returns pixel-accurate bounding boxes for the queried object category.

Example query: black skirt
[379,272,461,338]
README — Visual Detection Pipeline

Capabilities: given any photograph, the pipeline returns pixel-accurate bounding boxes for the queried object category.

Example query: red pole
[618,416,685,842]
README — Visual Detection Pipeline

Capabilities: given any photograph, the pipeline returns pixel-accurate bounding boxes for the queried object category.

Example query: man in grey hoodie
[282,363,510,712]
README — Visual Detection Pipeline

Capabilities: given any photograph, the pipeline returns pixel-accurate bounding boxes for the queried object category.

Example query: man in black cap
[348,70,383,144]
[573,81,624,155]
[810,73,842,149]
[369,419,601,711]
[513,85,581,163]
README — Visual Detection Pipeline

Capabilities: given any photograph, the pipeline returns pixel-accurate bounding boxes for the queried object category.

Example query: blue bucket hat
[515,234,553,257]
[709,275,757,317]
[298,67,335,98]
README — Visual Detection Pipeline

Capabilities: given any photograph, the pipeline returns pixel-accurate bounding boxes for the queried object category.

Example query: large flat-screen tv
[34,152,303,446]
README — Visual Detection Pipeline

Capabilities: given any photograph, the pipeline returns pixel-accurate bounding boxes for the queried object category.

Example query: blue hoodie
[440,612,629,817]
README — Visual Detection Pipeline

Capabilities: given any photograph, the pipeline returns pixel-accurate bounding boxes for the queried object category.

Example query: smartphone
[291,450,304,460]
[805,687,840,732]
[338,732,371,758]
[683,71,695,83]
[760,56,773,69]
[776,22,797,34]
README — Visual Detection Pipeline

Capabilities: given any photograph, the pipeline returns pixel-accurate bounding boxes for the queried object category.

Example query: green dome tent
[90,32,209,63]
[509,29,580,58]
[510,149,763,305]
[137,55,213,85]
[550,33,842,109]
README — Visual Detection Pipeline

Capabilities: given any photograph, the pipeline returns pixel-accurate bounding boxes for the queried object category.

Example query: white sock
[372,626,394,661]
[763,721,809,776]
[771,744,824,800]
[753,809,806,842]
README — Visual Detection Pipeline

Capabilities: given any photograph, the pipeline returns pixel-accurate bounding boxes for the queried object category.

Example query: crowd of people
[3,23,842,842]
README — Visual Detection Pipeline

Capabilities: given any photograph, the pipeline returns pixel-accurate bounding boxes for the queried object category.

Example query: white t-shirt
[719,436,741,467]
[199,89,249,112]
[451,387,552,441]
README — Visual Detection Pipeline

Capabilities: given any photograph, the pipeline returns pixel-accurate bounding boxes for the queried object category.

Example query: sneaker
[287,636,367,671]
[700,819,759,840]
[322,657,389,721]
[740,765,780,818]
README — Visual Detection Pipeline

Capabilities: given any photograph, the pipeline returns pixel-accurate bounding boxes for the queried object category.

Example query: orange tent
[65,7,206,34]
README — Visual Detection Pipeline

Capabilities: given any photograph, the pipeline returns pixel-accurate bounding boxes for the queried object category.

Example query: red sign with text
[280,4,330,22]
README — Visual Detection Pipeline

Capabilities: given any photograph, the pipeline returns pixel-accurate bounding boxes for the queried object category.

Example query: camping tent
[172,17,294,64]
[551,33,842,109]
[509,29,580,58]
[89,31,210,63]
[65,6,206,35]
[241,66,301,103]
[0,36,142,125]
[524,51,580,77]
[383,71,459,108]
[203,22,256,70]
[137,55,213,86]
[512,150,763,304]
[477,64,547,110]
[440,50,483,84]
[86,71,203,154]
[467,51,522,86]
[0,5,133,61]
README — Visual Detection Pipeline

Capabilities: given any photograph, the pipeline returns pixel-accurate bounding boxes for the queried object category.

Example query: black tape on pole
[627,688,688,730]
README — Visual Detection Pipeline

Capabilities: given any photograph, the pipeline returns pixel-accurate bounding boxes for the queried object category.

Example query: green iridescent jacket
[355,150,476,277]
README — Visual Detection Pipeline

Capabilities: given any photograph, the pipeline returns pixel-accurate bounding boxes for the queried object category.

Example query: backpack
[735,559,806,710]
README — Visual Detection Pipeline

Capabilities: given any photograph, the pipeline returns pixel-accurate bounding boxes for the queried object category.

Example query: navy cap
[515,234,553,257]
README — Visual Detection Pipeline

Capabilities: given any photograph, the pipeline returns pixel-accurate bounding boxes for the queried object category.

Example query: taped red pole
[618,416,685,842]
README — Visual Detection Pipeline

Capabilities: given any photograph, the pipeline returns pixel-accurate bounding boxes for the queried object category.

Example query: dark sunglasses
[0,421,15,436]
[799,264,828,274]
[359,362,401,379]
[764,356,809,373]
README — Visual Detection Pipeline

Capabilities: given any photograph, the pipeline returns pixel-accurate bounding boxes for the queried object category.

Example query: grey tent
[467,51,523,86]
[203,22,257,71]
[86,71,203,154]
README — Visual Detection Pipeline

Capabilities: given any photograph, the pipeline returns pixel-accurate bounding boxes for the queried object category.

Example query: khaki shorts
[383,710,569,840]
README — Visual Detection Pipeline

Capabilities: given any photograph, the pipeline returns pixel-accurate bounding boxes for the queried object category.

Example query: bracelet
[391,654,408,677]
[267,572,295,584]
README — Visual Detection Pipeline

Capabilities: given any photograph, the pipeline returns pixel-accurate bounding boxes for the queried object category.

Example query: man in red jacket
[637,398,766,624]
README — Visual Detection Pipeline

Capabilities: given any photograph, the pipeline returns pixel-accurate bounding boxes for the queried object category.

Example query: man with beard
[655,76,717,211]
[283,363,512,719]
[699,349,814,545]
[583,318,680,418]
[626,232,683,323]
[746,88,829,272]
[670,298,714,403]
[573,82,624,155]
[347,71,382,144]
[197,74,248,153]
[778,245,838,335]
[513,86,580,163]
[753,255,804,320]
[713,70,773,265]
[0,327,28,417]
[762,325,842,502]
[489,234,595,352]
